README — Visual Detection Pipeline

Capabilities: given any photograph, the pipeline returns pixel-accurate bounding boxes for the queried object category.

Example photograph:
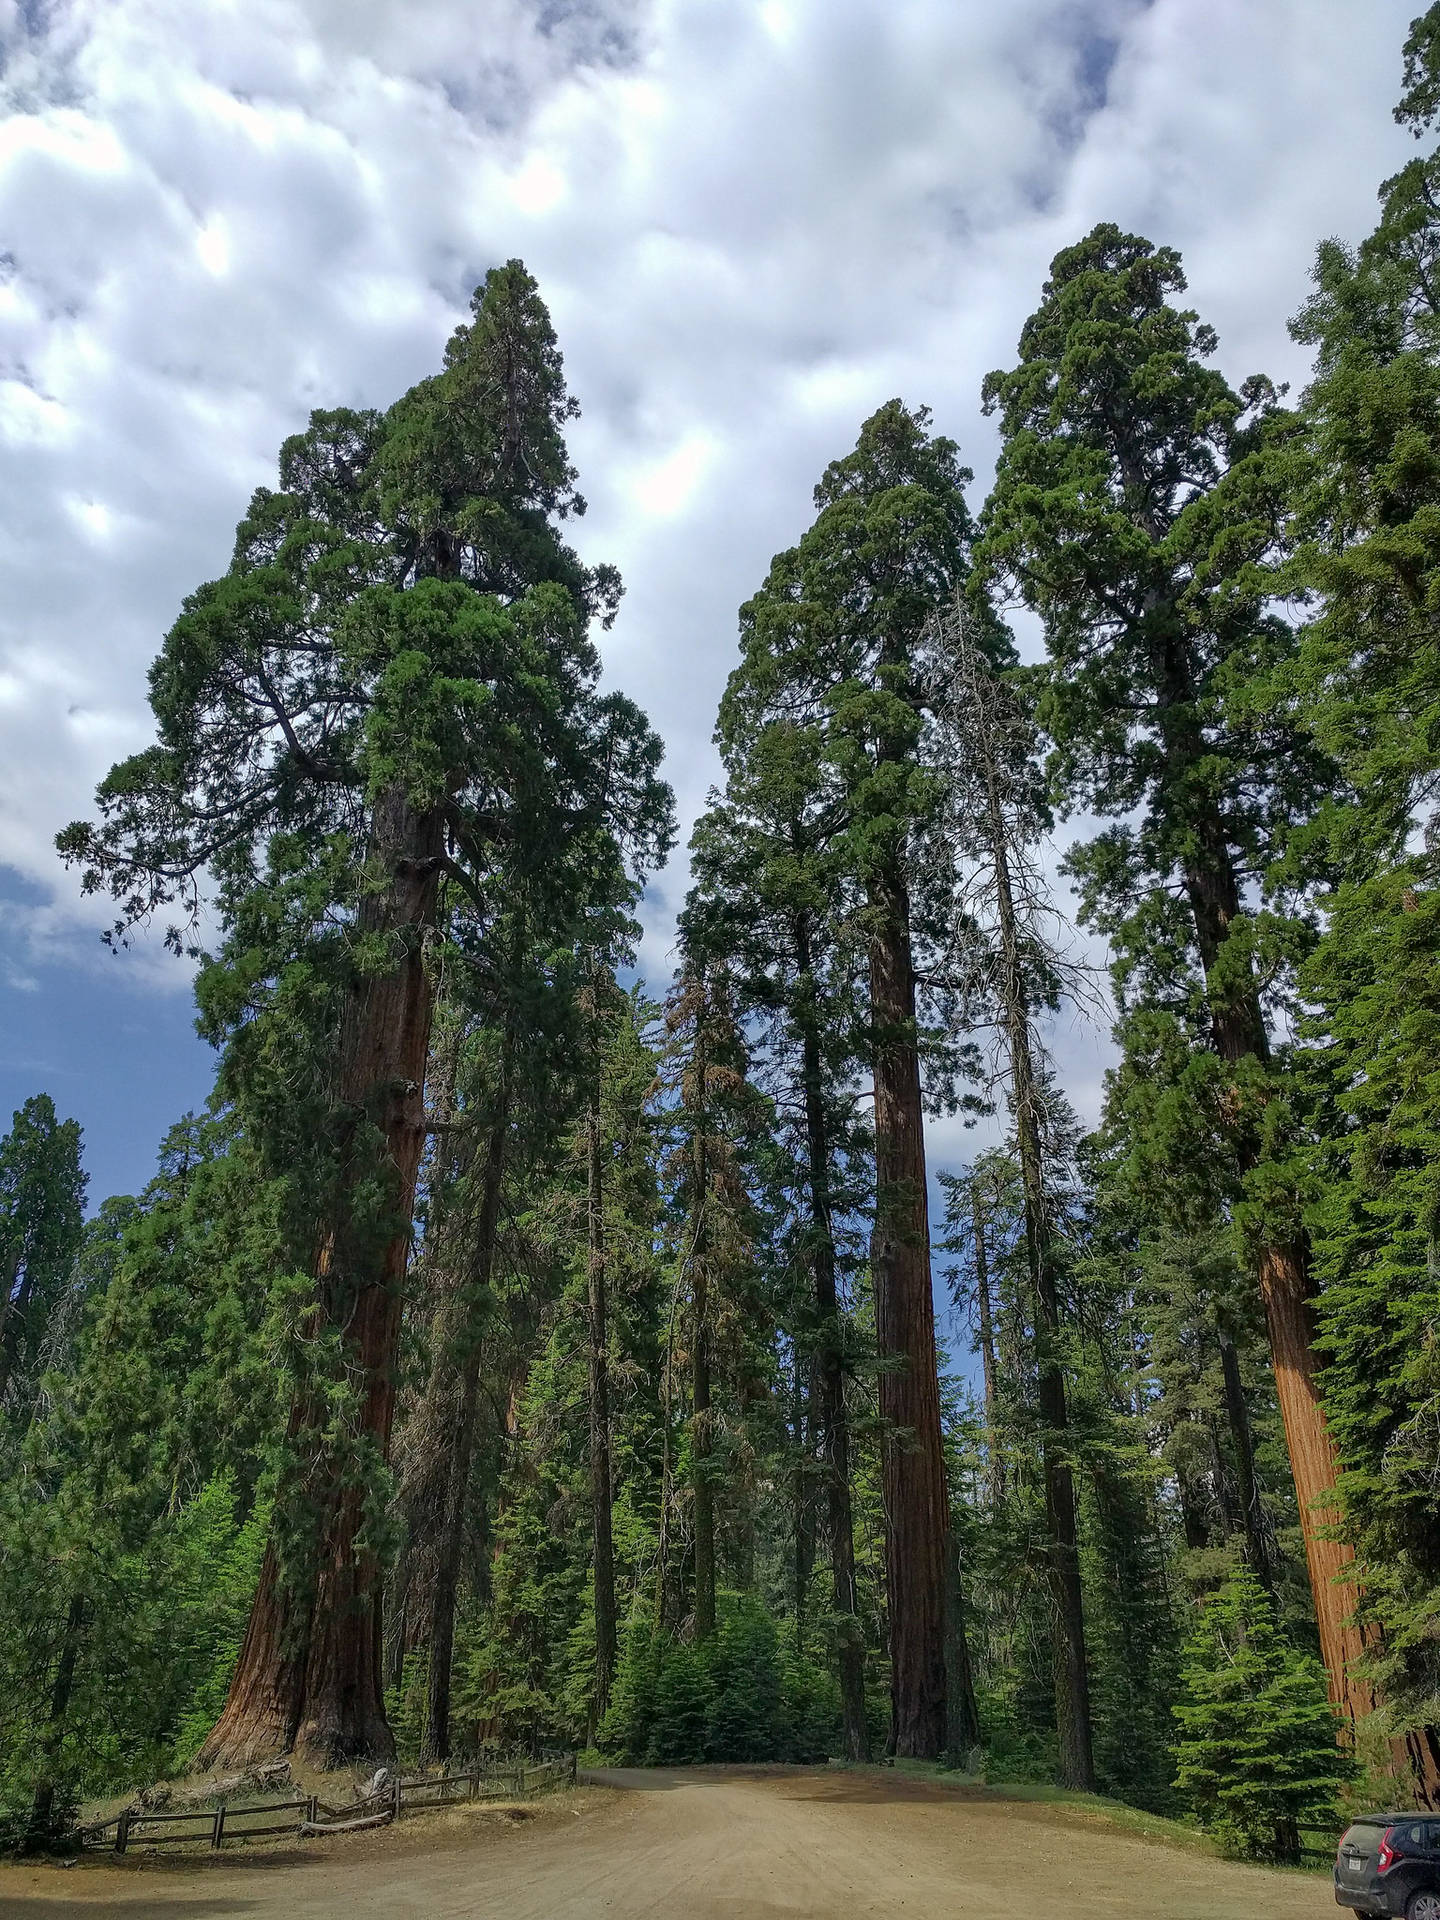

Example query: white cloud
[0,0,1423,1113]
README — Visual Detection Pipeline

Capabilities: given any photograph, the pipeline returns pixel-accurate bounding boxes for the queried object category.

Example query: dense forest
[6,2,1440,1867]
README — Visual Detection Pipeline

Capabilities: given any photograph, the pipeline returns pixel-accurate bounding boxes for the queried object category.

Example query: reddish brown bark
[200,786,443,1770]
[868,857,950,1759]
[794,912,869,1760]
[1160,715,1386,1748]
[1258,1242,1371,1718]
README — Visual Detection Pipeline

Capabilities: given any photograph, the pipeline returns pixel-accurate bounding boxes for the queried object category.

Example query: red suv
[1336,1813,1440,1918]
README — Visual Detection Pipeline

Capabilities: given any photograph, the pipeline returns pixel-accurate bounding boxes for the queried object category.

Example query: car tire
[1406,1892,1440,1920]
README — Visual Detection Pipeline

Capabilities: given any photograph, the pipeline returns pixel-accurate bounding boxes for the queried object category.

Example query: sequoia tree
[718,401,973,1756]
[687,720,873,1759]
[1257,0,1440,1789]
[974,228,1365,1729]
[58,262,670,1767]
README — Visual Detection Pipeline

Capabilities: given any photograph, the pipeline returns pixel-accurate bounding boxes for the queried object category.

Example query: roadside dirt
[0,1765,1334,1918]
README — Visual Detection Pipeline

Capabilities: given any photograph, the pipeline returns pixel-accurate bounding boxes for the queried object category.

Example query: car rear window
[1340,1823,1384,1855]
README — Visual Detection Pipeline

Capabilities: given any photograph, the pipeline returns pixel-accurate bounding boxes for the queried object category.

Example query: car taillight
[1377,1829,1399,1873]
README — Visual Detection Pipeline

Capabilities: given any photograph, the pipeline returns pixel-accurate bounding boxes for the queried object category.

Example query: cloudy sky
[0,0,1421,1216]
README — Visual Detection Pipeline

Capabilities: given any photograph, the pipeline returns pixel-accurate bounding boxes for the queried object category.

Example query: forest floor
[0,1764,1334,1918]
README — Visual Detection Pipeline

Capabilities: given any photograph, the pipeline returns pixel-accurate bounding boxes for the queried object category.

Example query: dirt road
[0,1766,1333,1919]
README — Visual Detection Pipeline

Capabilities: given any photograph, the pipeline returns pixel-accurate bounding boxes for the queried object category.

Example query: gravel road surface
[0,1765,1335,1918]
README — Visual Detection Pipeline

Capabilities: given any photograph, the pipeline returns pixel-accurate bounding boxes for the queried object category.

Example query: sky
[0,0,1423,1232]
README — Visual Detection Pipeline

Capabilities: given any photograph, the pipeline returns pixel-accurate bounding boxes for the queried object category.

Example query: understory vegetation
[9,4,1440,1870]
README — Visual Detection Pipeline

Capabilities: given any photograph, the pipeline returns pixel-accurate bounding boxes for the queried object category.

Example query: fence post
[114,1809,129,1856]
[571,1751,577,1784]
[515,1763,526,1797]
[306,1795,317,1826]
[392,1776,402,1823]
[212,1806,225,1850]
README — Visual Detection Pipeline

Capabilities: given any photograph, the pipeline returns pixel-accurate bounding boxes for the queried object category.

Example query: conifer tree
[929,597,1094,1788]
[0,1097,87,1419]
[975,228,1364,1728]
[687,723,873,1757]
[1173,1562,1351,1862]
[719,400,974,1757]
[664,958,771,1642]
[1244,1,1440,1792]
[58,263,670,1767]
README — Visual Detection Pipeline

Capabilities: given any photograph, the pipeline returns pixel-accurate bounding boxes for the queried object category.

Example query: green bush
[1172,1562,1353,1861]
[600,1594,839,1765]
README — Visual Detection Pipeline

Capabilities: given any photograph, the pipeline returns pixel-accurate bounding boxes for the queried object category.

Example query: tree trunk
[945,1531,981,1757]
[795,916,869,1759]
[26,1593,84,1851]
[981,729,1095,1792]
[687,986,717,1641]
[691,1236,716,1641]
[200,785,443,1769]
[1258,1241,1375,1716]
[972,1186,1004,1508]
[1181,828,1387,1739]
[587,1070,618,1729]
[868,856,950,1759]
[792,1366,816,1635]
[422,1096,509,1764]
[1216,1323,1272,1593]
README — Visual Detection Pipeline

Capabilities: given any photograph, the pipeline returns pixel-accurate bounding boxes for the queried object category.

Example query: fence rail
[74,1753,577,1856]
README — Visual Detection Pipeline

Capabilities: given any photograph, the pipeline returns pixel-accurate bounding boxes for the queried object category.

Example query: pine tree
[1173,1562,1351,1862]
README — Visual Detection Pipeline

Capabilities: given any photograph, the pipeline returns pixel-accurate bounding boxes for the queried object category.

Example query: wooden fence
[74,1753,577,1856]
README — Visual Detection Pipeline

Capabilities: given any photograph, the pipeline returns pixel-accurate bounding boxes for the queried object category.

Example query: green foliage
[0,1469,268,1843]
[0,1095,87,1425]
[600,1596,839,1766]
[1172,1563,1352,1862]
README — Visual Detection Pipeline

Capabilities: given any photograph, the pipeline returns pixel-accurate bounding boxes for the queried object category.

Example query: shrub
[1172,1562,1353,1861]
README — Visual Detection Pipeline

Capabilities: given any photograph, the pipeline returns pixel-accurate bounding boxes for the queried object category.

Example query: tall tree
[687,718,874,1758]
[930,598,1094,1788]
[664,959,770,1643]
[974,227,1363,1729]
[59,262,670,1767]
[719,401,975,1756]
[0,1097,87,1418]
[1258,0,1440,1791]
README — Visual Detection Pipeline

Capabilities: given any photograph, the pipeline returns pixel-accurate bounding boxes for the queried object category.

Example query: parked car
[1336,1812,1440,1917]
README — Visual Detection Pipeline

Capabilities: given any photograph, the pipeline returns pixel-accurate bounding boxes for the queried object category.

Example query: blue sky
[0,0,1424,1228]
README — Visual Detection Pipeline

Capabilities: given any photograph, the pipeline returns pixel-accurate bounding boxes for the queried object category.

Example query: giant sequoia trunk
[200,786,444,1769]
[1180,824,1381,1738]
[795,919,869,1760]
[868,856,951,1759]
